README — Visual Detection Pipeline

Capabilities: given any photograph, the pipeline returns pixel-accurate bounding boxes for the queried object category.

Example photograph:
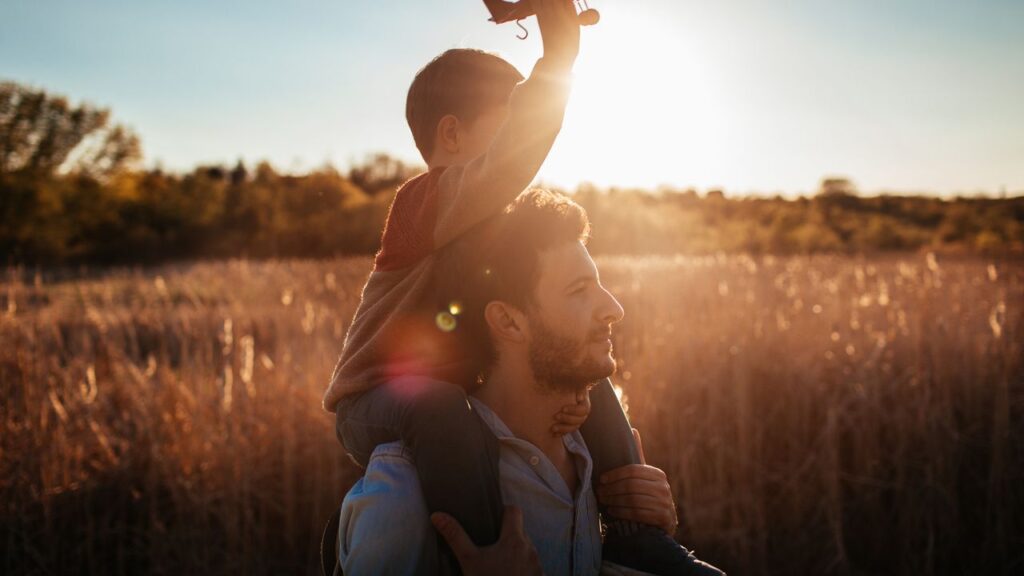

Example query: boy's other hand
[431,505,544,576]
[551,388,591,436]
[595,428,680,535]
[535,0,582,70]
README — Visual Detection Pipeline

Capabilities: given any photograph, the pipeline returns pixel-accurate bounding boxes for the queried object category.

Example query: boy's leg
[336,377,504,547]
[579,377,641,475]
[581,378,726,576]
[335,386,400,468]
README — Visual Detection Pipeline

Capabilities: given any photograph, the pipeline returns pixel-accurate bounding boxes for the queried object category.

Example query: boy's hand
[595,428,679,535]
[431,505,544,576]
[551,388,591,436]
[535,0,582,70]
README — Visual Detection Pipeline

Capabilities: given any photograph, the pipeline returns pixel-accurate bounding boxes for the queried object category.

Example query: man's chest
[497,448,602,576]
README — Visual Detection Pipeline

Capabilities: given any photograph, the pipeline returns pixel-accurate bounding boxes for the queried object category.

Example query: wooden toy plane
[483,0,600,31]
[483,0,536,24]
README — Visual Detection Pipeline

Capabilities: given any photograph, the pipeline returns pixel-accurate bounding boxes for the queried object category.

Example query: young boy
[324,1,722,574]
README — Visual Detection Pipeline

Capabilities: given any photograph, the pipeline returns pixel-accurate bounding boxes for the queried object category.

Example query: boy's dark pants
[336,375,639,547]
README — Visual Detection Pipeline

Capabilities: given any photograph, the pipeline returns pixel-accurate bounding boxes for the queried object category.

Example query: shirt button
[529,456,540,466]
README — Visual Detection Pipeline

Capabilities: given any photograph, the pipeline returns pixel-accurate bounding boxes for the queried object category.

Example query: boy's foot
[603,524,726,576]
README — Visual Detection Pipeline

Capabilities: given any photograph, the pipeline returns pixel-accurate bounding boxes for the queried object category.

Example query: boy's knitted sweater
[323,59,572,412]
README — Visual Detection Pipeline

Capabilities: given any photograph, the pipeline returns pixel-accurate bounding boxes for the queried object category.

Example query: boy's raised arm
[433,0,582,249]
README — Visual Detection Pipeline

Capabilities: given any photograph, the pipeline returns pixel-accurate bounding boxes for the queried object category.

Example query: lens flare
[435,311,457,333]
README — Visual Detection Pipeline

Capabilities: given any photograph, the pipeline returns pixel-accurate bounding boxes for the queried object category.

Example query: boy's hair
[406,49,524,161]
[432,189,591,384]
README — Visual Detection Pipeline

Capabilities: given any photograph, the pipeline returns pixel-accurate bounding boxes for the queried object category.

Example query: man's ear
[484,301,527,344]
[436,114,460,154]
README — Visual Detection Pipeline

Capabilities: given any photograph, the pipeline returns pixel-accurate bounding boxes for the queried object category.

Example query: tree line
[2,80,1022,265]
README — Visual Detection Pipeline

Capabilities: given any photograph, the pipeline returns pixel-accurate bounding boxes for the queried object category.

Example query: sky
[2,0,1022,196]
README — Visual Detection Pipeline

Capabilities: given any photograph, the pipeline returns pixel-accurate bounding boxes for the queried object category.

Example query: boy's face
[457,103,511,160]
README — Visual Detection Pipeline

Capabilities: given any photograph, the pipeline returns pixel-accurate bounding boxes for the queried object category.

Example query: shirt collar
[467,396,516,438]
[468,397,593,480]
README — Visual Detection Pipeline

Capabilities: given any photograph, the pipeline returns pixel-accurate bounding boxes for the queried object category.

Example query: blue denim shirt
[338,397,603,576]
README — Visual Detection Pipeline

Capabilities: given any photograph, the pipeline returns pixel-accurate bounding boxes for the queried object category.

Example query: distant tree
[230,160,248,186]
[0,81,140,180]
[818,177,857,198]
[937,203,981,244]
[348,152,420,195]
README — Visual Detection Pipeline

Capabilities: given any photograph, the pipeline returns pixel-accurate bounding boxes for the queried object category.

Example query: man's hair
[431,189,591,385]
[406,49,524,161]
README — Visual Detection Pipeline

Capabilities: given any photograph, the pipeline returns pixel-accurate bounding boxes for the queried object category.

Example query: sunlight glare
[547,7,734,190]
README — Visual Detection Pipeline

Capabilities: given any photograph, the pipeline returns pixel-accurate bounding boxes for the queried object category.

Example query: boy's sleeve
[433,58,574,249]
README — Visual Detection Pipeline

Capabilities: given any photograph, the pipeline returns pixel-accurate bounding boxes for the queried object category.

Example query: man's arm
[433,0,582,249]
[337,445,438,573]
[338,444,551,575]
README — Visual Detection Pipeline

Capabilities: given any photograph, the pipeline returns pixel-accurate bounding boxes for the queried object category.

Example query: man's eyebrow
[565,274,597,288]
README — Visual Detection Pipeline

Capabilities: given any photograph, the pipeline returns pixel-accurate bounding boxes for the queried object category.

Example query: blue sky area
[2,0,1022,195]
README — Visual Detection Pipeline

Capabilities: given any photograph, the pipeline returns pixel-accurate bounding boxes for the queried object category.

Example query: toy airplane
[483,0,600,37]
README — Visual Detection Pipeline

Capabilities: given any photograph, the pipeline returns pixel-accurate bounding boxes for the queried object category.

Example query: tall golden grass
[1,254,1021,575]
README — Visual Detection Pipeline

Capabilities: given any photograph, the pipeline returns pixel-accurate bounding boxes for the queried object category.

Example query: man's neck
[473,363,575,460]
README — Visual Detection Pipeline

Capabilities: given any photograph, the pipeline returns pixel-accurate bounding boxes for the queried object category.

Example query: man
[337,190,724,575]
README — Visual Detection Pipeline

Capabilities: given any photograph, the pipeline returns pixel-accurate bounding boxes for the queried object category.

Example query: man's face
[524,241,625,393]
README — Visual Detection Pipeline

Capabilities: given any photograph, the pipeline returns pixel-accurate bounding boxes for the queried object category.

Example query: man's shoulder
[338,442,437,572]
[346,442,419,498]
[365,440,415,463]
[341,442,421,521]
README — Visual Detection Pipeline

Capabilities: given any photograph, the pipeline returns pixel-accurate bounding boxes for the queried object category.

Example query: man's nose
[598,286,625,324]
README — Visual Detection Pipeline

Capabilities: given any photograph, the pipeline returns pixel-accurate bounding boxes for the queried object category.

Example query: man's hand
[535,0,582,70]
[551,388,591,436]
[596,428,679,535]
[431,505,544,576]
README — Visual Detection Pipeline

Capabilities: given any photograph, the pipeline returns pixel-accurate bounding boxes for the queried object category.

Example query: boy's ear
[484,301,527,344]
[436,114,461,154]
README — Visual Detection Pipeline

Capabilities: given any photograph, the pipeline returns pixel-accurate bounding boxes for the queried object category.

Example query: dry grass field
[1,254,1021,575]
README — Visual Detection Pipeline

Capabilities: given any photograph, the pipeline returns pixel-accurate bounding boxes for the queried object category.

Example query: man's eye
[571,286,586,295]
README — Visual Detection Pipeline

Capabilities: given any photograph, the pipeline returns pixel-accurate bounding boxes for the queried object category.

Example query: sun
[543,8,733,190]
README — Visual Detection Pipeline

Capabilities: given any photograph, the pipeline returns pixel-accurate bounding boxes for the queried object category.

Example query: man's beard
[527,315,616,394]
